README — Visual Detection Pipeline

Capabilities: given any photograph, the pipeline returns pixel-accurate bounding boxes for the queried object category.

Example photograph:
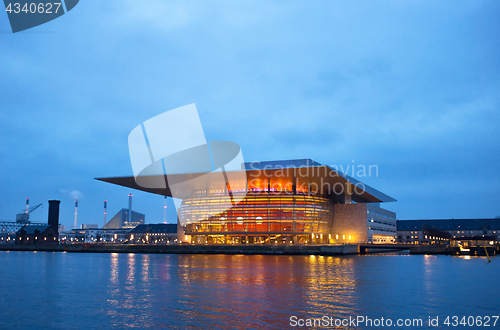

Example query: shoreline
[0,243,422,256]
[0,243,379,255]
[2,244,494,256]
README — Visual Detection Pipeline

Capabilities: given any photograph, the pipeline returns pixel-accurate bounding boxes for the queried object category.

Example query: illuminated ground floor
[191,234,321,245]
[190,232,397,245]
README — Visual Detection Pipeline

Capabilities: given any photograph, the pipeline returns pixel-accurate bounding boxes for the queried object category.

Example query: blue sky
[1,0,499,228]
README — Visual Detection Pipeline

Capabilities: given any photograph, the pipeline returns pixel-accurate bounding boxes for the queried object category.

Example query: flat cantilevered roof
[97,159,396,203]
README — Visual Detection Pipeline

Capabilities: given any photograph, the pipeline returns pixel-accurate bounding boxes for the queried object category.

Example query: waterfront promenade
[0,243,412,255]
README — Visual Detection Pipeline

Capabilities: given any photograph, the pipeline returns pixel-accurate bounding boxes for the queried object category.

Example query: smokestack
[164,196,167,224]
[103,200,107,228]
[48,200,60,231]
[74,200,78,229]
[128,194,132,225]
[26,198,29,214]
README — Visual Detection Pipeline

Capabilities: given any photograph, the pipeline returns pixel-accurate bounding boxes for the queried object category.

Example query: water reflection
[106,253,156,327]
[302,255,357,319]
[110,253,119,284]
[2,252,498,329]
[165,254,359,329]
[126,253,136,286]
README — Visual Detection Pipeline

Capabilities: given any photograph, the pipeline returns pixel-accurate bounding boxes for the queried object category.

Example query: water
[0,251,498,329]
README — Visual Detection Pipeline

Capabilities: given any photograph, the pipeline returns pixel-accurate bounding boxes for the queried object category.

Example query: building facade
[397,219,500,245]
[16,224,58,245]
[129,224,177,244]
[366,204,397,243]
[59,228,130,243]
[99,159,396,244]
[180,160,396,244]
[103,208,145,229]
[16,200,60,245]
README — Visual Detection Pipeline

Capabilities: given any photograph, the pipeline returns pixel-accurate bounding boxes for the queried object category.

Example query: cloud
[60,189,84,200]
[0,0,499,223]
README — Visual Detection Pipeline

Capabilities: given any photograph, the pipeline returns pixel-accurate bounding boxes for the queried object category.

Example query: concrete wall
[329,203,368,243]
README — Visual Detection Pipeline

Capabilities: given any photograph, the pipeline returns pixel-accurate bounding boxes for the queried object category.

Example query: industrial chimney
[74,200,78,229]
[103,200,107,228]
[164,196,167,224]
[128,194,132,225]
[48,200,60,230]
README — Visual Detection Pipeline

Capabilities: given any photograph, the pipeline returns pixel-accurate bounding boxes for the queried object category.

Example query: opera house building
[99,159,396,245]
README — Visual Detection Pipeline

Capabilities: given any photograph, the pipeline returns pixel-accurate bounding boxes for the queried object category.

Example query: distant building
[129,224,177,244]
[59,206,145,244]
[103,208,145,229]
[59,223,177,244]
[16,200,60,245]
[16,224,58,245]
[60,228,130,244]
[81,224,98,229]
[397,219,500,245]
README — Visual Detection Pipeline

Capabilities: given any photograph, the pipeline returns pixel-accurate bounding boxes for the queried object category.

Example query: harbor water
[0,251,498,329]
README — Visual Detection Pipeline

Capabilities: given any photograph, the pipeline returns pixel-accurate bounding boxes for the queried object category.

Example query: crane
[16,202,43,223]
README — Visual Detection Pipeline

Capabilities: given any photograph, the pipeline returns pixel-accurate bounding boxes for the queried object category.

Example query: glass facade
[181,192,334,243]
